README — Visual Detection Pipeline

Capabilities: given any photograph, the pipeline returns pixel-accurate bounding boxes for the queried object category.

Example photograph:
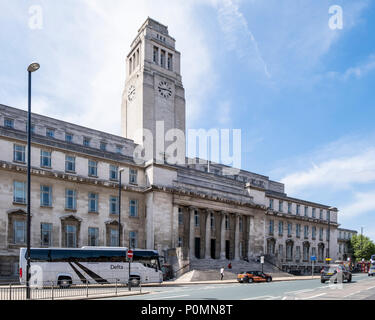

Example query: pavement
[100,273,375,300]
[145,275,321,287]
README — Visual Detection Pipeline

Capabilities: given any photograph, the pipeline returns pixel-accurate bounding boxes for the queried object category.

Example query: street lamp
[118,168,125,247]
[327,206,335,265]
[26,62,40,300]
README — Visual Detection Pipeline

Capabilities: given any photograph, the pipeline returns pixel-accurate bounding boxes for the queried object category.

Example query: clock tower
[121,18,186,162]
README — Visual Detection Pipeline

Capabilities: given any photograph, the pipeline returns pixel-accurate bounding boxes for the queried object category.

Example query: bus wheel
[130,278,140,287]
[58,277,72,288]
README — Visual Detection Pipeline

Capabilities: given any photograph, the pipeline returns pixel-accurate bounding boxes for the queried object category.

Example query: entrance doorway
[195,237,201,259]
[225,240,230,260]
[211,239,216,259]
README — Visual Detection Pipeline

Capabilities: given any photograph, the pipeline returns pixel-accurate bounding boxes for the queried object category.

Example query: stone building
[0,18,345,277]
[337,228,357,262]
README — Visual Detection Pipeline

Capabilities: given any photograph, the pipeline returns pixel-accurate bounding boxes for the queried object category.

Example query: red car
[237,271,272,283]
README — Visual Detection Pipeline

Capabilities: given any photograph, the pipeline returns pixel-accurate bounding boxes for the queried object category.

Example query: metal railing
[0,279,143,300]
[174,264,190,279]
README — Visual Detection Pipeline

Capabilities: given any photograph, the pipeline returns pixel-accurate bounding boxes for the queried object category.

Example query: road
[101,273,375,300]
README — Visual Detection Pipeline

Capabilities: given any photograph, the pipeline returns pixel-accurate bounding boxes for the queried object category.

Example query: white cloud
[214,0,271,78]
[340,190,375,218]
[281,148,375,195]
[326,54,375,81]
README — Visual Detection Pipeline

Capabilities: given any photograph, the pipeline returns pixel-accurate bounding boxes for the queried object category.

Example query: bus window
[28,249,51,262]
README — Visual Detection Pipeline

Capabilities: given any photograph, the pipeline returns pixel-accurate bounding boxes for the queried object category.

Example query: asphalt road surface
[100,273,375,300]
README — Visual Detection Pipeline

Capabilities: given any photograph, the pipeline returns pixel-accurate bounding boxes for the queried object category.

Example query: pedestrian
[220,267,224,280]
[228,262,232,270]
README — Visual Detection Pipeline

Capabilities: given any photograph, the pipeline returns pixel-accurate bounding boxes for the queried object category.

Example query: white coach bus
[19,247,163,287]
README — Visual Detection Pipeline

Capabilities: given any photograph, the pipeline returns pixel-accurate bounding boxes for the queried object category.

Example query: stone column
[189,207,196,259]
[220,212,226,260]
[247,216,254,260]
[205,210,212,259]
[234,214,240,261]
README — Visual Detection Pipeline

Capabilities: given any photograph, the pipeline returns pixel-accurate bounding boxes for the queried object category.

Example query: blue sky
[1,0,375,240]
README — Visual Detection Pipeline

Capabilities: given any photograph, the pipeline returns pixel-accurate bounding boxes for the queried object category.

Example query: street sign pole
[261,256,264,273]
[127,249,133,291]
[311,256,317,278]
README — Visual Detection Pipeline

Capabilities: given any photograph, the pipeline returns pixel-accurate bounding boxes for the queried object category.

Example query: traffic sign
[310,256,317,261]
[260,256,264,264]
[127,249,134,259]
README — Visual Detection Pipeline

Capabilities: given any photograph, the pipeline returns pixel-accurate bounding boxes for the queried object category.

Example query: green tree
[350,234,375,261]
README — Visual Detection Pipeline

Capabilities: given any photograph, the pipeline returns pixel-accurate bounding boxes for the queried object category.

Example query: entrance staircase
[175,258,293,282]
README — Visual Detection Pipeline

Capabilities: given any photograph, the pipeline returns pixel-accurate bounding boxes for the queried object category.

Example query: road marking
[302,293,327,300]
[147,294,189,300]
[284,289,314,294]
[343,291,361,298]
[366,286,375,290]
[242,295,276,300]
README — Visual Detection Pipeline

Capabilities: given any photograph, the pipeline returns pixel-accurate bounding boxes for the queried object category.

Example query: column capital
[189,206,198,211]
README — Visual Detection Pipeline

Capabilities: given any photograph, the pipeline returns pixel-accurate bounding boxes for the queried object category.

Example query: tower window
[129,57,133,74]
[153,46,159,64]
[167,53,173,71]
[160,50,166,68]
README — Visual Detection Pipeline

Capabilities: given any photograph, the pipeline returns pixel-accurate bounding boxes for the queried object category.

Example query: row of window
[339,231,354,240]
[153,46,173,71]
[4,119,125,153]
[178,209,245,232]
[129,47,140,75]
[13,144,138,184]
[13,221,138,248]
[13,181,139,216]
[269,198,330,221]
[268,220,330,241]
[267,241,328,262]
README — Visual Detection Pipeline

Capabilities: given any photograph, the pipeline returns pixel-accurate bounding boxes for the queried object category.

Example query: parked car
[320,264,352,283]
[237,271,272,283]
[368,266,375,277]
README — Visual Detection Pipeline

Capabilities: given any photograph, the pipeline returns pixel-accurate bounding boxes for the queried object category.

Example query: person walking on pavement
[220,267,224,280]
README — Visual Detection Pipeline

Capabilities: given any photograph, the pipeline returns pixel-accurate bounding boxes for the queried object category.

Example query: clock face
[158,81,172,99]
[128,85,136,101]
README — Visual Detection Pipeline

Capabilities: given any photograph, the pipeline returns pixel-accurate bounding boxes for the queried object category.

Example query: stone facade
[0,18,349,277]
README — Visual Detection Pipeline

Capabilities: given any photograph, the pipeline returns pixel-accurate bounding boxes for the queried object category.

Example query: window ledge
[13,161,26,165]
[8,244,26,249]
[65,209,77,213]
[40,205,53,209]
[88,211,99,214]
[41,166,52,170]
[13,202,26,206]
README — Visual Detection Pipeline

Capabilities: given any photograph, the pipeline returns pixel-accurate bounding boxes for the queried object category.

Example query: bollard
[86,280,89,298]
[51,281,54,300]
[115,279,118,296]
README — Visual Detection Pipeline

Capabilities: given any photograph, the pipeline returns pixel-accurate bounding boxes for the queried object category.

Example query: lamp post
[118,168,125,247]
[26,62,40,300]
[327,207,335,265]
